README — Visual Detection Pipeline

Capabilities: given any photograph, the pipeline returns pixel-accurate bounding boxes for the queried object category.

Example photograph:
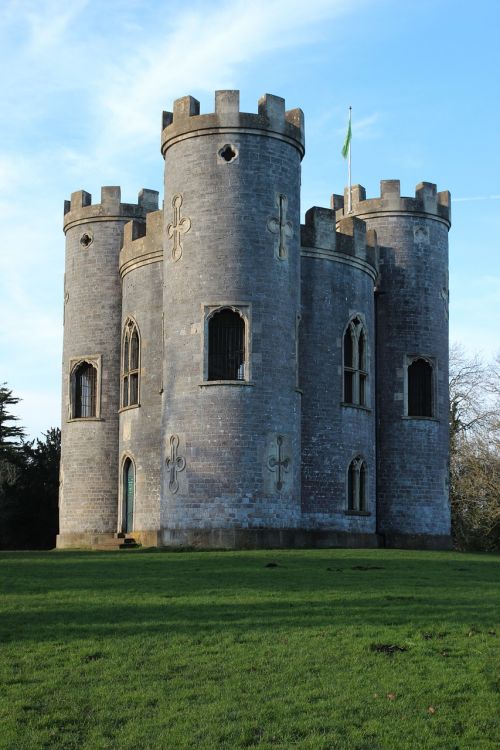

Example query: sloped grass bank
[0,548,498,749]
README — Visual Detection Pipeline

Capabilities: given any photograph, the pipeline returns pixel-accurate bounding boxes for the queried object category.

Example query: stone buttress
[159,91,304,546]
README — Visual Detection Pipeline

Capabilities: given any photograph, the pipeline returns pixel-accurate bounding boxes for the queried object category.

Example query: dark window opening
[208,309,245,381]
[80,232,92,248]
[73,362,97,418]
[343,318,368,406]
[219,144,237,162]
[347,456,367,512]
[408,358,433,417]
[122,321,140,407]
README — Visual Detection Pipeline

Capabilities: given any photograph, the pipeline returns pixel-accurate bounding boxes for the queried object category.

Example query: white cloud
[0,0,368,438]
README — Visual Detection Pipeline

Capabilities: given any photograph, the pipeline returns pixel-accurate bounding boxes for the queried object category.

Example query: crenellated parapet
[119,209,163,278]
[332,180,451,228]
[160,90,305,158]
[301,207,378,280]
[63,187,159,233]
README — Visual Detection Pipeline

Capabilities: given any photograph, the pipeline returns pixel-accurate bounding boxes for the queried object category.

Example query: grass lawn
[0,548,498,750]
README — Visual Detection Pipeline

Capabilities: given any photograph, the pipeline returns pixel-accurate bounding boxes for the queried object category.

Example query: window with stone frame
[343,317,368,406]
[208,308,245,381]
[71,361,98,418]
[122,319,140,407]
[347,456,367,512]
[407,357,433,417]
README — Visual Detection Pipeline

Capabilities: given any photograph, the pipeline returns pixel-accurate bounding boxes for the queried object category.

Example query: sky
[0,0,499,439]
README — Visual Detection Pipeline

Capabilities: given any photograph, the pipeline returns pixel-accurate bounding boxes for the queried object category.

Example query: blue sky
[0,0,499,439]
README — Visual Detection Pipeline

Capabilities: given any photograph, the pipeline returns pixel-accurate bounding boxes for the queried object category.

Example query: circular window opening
[219,144,238,163]
[80,232,93,248]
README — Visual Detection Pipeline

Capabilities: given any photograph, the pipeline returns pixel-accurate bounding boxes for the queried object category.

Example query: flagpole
[347,105,352,213]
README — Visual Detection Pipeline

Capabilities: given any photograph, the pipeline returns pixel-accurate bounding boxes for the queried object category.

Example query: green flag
[341,110,352,159]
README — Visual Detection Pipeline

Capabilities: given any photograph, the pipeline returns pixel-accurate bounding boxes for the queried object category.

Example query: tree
[449,345,500,551]
[0,384,25,486]
[0,384,60,549]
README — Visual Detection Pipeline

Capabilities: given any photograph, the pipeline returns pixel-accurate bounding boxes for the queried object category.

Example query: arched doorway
[122,458,135,533]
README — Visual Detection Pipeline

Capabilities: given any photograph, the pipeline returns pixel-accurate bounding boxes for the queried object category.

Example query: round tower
[159,90,304,547]
[300,208,378,545]
[335,181,452,549]
[58,187,153,548]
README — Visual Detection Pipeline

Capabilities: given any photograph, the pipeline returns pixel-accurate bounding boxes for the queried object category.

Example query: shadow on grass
[0,550,498,644]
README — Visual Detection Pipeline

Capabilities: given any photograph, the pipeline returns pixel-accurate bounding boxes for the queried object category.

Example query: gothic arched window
[343,317,368,406]
[347,456,367,512]
[71,361,97,418]
[407,357,433,417]
[122,319,140,407]
[208,308,245,381]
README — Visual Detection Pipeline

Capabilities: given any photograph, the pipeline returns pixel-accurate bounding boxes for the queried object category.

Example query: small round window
[218,144,238,163]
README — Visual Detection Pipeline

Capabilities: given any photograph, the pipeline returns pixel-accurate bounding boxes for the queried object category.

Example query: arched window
[347,456,367,512]
[408,357,433,417]
[122,319,140,407]
[343,317,368,406]
[71,361,97,418]
[122,457,135,533]
[208,308,245,381]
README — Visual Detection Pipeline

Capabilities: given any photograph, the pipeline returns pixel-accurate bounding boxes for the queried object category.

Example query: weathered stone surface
[57,92,451,551]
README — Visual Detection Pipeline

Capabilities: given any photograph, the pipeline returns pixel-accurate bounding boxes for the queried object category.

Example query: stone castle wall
[57,90,452,550]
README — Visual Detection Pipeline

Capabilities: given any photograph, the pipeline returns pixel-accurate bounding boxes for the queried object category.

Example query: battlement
[161,90,305,158]
[63,187,159,233]
[301,207,378,273]
[119,209,163,278]
[332,180,451,227]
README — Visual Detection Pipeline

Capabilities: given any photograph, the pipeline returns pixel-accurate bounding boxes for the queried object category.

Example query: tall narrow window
[408,357,433,417]
[208,309,245,381]
[72,362,97,418]
[343,317,368,406]
[347,456,367,512]
[122,319,140,407]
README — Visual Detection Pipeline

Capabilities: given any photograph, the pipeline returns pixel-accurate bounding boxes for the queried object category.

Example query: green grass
[0,548,498,750]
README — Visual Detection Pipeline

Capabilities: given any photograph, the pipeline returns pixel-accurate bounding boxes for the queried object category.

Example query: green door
[123,459,134,533]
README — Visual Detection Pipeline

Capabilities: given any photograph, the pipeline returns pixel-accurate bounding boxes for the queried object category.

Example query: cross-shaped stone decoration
[267,193,293,259]
[165,434,186,494]
[167,194,191,262]
[267,435,290,491]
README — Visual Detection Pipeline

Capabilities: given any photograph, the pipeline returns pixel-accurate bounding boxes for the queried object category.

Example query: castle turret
[334,181,451,548]
[159,90,305,546]
[58,187,156,548]
[300,208,379,545]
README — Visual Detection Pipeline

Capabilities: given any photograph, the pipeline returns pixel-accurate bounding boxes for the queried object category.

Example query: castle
[57,91,452,550]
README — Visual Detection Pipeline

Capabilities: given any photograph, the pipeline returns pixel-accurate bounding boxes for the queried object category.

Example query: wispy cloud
[0,0,366,437]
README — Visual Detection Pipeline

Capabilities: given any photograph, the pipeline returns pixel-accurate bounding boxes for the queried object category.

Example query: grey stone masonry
[335,181,451,546]
[58,188,158,548]
[160,92,303,535]
[300,209,378,534]
[57,89,452,551]
[119,209,163,534]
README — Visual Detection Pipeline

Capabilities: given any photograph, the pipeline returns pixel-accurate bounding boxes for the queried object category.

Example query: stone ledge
[160,528,381,549]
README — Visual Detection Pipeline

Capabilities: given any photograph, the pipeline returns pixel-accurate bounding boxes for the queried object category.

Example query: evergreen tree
[0,384,25,485]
